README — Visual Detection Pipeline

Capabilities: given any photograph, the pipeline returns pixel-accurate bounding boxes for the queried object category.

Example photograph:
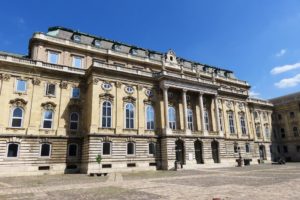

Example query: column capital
[182,89,188,93]
[161,85,169,90]
[199,91,204,96]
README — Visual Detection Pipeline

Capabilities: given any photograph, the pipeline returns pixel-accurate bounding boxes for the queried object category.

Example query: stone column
[199,92,207,136]
[163,86,170,134]
[214,95,223,137]
[182,89,191,135]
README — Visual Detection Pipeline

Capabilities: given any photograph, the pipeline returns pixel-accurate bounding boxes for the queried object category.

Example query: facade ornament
[124,85,134,94]
[137,85,143,91]
[99,93,114,102]
[123,96,136,103]
[6,137,22,143]
[60,81,68,89]
[39,138,51,143]
[93,78,100,85]
[226,101,232,109]
[1,73,11,81]
[115,81,122,88]
[125,137,136,142]
[148,138,157,143]
[101,82,112,91]
[41,101,57,110]
[100,136,112,142]
[32,78,41,86]
[145,89,153,97]
[238,103,244,110]
[9,98,27,107]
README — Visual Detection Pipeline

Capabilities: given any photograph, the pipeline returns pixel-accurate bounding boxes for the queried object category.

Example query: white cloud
[274,73,300,88]
[275,49,287,57]
[270,62,300,75]
[249,90,260,98]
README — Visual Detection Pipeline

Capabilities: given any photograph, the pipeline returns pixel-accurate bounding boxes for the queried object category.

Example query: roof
[47,26,234,73]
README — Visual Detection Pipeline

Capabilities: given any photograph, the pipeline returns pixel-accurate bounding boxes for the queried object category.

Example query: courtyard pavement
[0,163,300,199]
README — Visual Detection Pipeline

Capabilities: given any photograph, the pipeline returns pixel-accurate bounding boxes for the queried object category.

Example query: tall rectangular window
[71,87,80,99]
[102,142,111,155]
[48,51,59,64]
[46,83,56,96]
[7,143,19,157]
[16,79,27,93]
[40,143,51,157]
[43,110,53,129]
[228,111,235,134]
[72,56,83,68]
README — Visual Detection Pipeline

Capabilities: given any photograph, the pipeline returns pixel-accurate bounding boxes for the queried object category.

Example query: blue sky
[1,0,300,99]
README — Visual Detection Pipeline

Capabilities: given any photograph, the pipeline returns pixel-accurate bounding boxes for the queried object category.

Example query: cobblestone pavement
[0,164,300,199]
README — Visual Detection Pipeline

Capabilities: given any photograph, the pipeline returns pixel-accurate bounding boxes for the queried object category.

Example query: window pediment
[6,137,22,143]
[41,101,56,110]
[9,98,27,108]
[99,93,114,102]
[123,96,136,103]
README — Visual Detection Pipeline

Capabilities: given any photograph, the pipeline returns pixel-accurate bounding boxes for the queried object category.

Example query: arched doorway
[175,139,185,165]
[259,145,266,160]
[194,140,204,164]
[211,140,220,163]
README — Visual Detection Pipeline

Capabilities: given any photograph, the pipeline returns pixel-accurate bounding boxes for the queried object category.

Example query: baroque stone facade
[0,27,273,176]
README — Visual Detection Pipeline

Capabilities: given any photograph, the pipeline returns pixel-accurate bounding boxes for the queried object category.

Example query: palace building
[0,27,273,176]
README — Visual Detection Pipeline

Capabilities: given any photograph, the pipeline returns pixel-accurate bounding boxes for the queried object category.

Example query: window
[146,105,155,130]
[127,142,135,155]
[40,143,51,157]
[228,111,235,134]
[72,56,83,68]
[293,127,299,137]
[102,101,112,128]
[71,87,80,99]
[281,128,285,138]
[283,145,288,153]
[43,110,53,129]
[204,110,210,131]
[125,103,134,129]
[48,51,59,64]
[187,109,194,131]
[265,125,270,138]
[7,143,19,157]
[102,142,111,155]
[168,107,176,130]
[11,107,23,128]
[131,48,138,55]
[68,144,78,157]
[94,40,101,47]
[245,143,250,153]
[256,124,261,138]
[148,142,156,155]
[125,86,134,94]
[254,111,258,119]
[69,112,79,130]
[240,114,247,135]
[73,35,81,42]
[102,82,112,91]
[234,144,238,153]
[16,79,27,93]
[290,112,295,118]
[46,83,56,96]
[219,109,223,131]
[263,112,267,121]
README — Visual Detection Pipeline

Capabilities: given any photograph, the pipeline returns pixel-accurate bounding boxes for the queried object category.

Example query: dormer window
[149,53,155,59]
[73,35,81,42]
[94,40,101,47]
[170,56,173,61]
[113,44,121,51]
[131,49,138,55]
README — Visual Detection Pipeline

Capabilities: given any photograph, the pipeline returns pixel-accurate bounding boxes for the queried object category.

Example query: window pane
[107,118,111,128]
[7,143,18,157]
[12,119,22,127]
[149,143,155,155]
[41,144,50,157]
[43,120,52,129]
[72,88,80,98]
[49,52,59,64]
[103,143,111,155]
[68,144,77,157]
[47,84,55,95]
[70,122,78,130]
[13,108,23,118]
[16,80,26,92]
[127,143,134,155]
[102,118,107,127]
[73,57,82,68]
[44,111,53,120]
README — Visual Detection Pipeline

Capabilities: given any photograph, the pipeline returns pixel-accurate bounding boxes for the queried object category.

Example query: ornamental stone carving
[123,96,136,103]
[32,78,41,86]
[6,137,22,143]
[125,137,136,142]
[100,136,112,142]
[41,101,57,110]
[9,98,28,107]
[60,81,68,89]
[115,81,122,88]
[93,78,100,85]
[99,93,114,102]
[1,73,11,81]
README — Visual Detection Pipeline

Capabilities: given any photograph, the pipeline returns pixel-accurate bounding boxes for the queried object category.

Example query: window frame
[168,106,176,130]
[145,105,155,130]
[187,109,194,131]
[6,143,20,158]
[148,142,156,156]
[47,50,60,64]
[40,143,51,158]
[42,110,54,129]
[293,127,299,137]
[240,114,247,135]
[15,79,27,93]
[69,112,79,131]
[126,142,136,156]
[102,142,112,156]
[68,143,78,158]
[125,103,135,129]
[71,87,80,99]
[204,110,210,131]
[45,83,56,97]
[102,101,112,128]
[72,56,83,68]
[10,107,24,128]
[228,111,235,134]
[245,143,250,153]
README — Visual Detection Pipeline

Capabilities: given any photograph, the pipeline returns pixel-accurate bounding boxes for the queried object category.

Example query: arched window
[43,110,53,129]
[204,110,210,131]
[127,142,135,155]
[187,109,193,131]
[125,103,134,129]
[256,124,261,138]
[7,143,19,157]
[11,107,23,128]
[293,127,299,137]
[240,114,247,135]
[40,143,51,157]
[146,105,155,130]
[102,101,112,128]
[228,111,235,134]
[168,107,176,130]
[70,112,79,130]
